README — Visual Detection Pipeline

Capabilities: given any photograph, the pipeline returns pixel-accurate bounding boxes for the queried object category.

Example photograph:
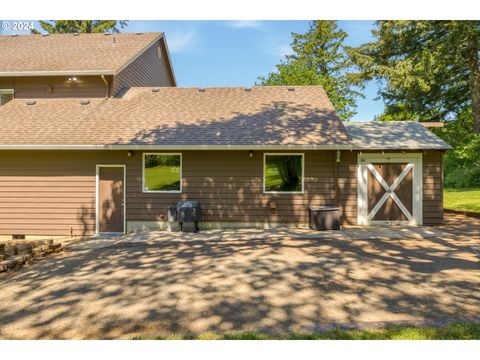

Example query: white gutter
[0,144,355,151]
[0,70,116,77]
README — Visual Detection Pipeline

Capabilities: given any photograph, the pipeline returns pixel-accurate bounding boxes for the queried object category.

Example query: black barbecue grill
[167,200,201,232]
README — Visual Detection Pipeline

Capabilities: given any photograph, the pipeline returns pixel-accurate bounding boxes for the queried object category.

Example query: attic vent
[42,33,49,37]
[151,88,160,93]
[80,99,90,105]
[198,87,206,93]
[11,34,18,37]
[73,33,80,36]
[136,32,143,35]
[287,87,295,92]
[104,32,111,36]
[244,88,252,92]
[25,100,36,106]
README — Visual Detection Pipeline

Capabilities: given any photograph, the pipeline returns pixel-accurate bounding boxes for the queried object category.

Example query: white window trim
[142,153,182,193]
[357,152,423,226]
[95,164,126,234]
[263,153,305,194]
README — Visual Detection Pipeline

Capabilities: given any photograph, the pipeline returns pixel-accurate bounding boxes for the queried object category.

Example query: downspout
[101,75,109,99]
[334,150,341,207]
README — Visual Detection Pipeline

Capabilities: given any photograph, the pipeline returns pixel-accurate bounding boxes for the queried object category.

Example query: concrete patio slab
[343,226,452,241]
[62,225,456,253]
[64,230,224,251]
[221,228,352,241]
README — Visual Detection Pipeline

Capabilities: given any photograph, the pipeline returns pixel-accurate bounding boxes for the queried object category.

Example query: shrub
[445,167,480,188]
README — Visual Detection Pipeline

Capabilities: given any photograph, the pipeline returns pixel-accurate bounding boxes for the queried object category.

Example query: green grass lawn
[132,323,480,340]
[144,165,181,191]
[444,188,480,212]
[265,163,302,192]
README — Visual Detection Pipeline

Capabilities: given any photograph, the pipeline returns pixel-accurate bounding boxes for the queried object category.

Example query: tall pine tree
[258,21,362,121]
[348,21,480,133]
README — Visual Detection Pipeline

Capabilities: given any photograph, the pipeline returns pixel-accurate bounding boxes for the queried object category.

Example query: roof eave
[159,34,177,86]
[0,144,355,151]
[0,70,115,77]
[353,146,452,151]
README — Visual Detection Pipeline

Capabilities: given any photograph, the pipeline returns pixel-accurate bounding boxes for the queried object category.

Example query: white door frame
[357,153,423,226]
[95,164,127,234]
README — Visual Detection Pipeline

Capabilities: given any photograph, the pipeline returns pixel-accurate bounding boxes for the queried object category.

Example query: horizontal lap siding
[337,151,358,225]
[112,39,175,95]
[0,151,123,236]
[127,151,339,224]
[0,150,351,236]
[423,151,444,225]
[0,149,444,236]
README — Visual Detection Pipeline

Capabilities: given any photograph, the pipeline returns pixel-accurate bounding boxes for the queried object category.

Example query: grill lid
[176,200,200,208]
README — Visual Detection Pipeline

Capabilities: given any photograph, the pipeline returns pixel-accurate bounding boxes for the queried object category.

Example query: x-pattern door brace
[367,163,414,222]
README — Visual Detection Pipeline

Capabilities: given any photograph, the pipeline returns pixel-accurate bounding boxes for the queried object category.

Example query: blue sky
[1,20,383,121]
[125,20,382,121]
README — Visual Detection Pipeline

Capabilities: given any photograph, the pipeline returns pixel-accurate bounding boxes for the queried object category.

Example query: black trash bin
[309,206,341,230]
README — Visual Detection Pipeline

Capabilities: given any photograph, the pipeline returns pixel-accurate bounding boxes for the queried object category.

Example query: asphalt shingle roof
[0,85,451,150]
[344,121,452,150]
[0,32,162,74]
[0,86,351,148]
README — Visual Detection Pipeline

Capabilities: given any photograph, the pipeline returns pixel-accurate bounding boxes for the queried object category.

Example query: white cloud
[228,20,263,29]
[165,28,197,53]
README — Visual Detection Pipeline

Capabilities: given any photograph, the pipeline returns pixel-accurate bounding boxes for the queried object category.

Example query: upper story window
[263,153,304,194]
[0,89,14,106]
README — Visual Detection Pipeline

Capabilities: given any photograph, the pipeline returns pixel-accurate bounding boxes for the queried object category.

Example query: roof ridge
[119,85,327,90]
[0,31,164,37]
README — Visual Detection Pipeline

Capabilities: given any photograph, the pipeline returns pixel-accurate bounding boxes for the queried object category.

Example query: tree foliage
[258,21,363,121]
[31,20,128,34]
[348,21,480,187]
[348,21,480,132]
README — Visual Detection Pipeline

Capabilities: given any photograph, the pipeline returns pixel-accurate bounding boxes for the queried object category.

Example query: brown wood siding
[337,151,358,225]
[112,39,175,96]
[128,151,340,225]
[422,151,444,225]
[0,76,111,99]
[0,149,444,236]
[0,150,345,236]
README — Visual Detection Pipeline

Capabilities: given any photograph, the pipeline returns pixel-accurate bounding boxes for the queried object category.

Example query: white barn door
[357,153,423,226]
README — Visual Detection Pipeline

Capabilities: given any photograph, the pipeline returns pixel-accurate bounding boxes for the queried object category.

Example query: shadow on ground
[0,214,479,339]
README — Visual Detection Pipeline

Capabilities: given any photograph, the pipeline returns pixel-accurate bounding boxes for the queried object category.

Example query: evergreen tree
[31,20,128,34]
[258,21,362,121]
[348,21,480,132]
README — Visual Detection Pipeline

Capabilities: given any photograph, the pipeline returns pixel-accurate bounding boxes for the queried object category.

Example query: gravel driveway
[0,215,479,339]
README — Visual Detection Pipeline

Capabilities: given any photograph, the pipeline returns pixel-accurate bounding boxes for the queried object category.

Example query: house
[0,32,451,237]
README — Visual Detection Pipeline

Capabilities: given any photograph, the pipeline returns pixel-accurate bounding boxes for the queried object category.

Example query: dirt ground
[0,213,479,339]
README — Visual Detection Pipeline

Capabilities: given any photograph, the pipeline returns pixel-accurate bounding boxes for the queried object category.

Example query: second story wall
[112,39,175,96]
[0,75,112,99]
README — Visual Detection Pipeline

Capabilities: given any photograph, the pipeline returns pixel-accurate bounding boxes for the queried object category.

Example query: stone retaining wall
[0,239,63,273]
